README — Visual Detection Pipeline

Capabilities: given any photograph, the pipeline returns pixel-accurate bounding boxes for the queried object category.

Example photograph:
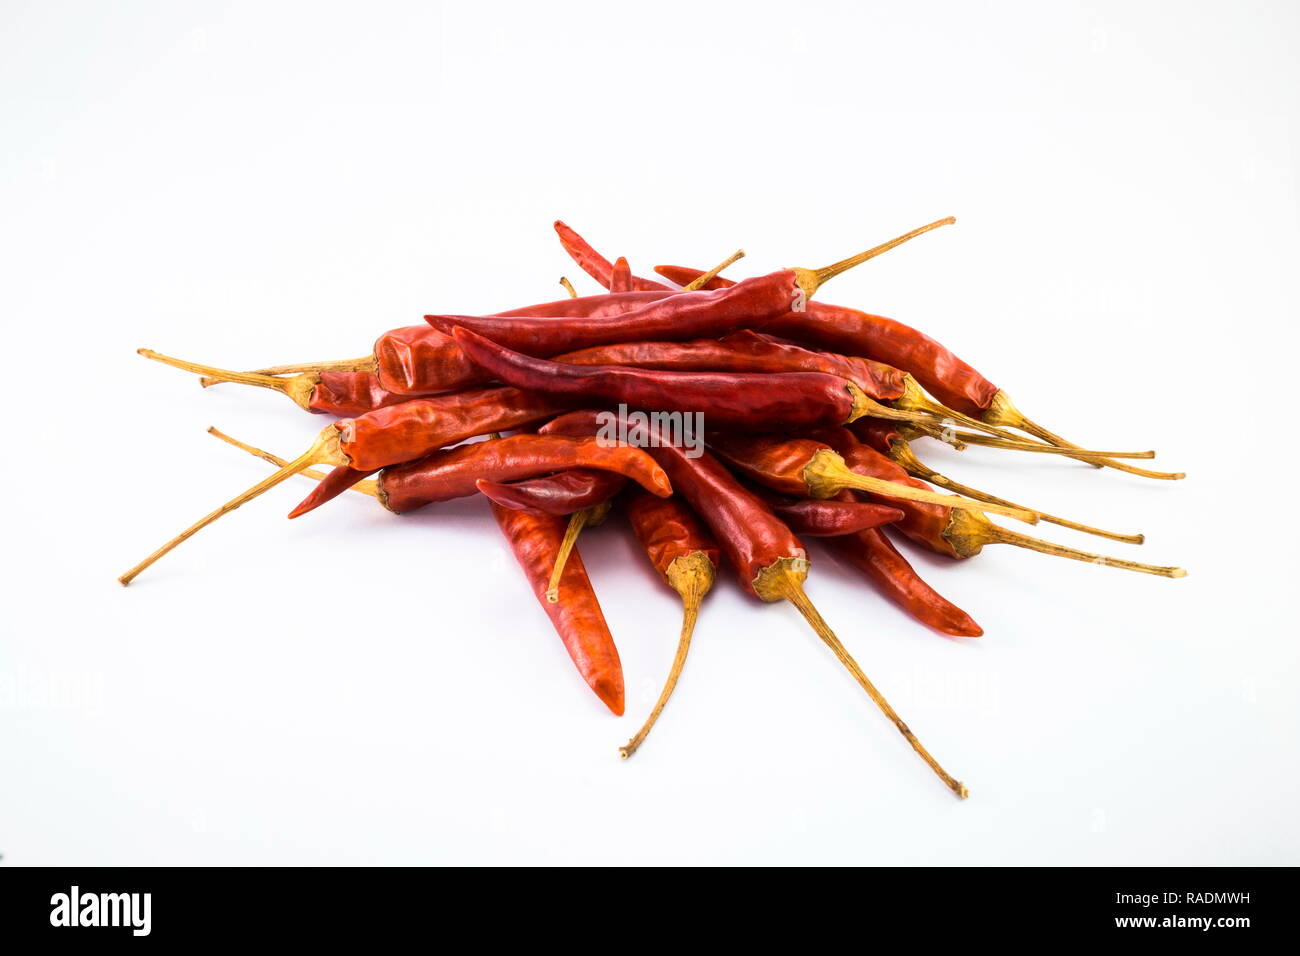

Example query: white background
[2,1,1297,865]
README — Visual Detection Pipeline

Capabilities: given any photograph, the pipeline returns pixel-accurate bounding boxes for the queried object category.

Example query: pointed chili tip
[592,676,625,716]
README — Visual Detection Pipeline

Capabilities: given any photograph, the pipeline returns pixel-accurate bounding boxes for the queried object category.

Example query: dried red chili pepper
[608,256,633,294]
[541,409,969,797]
[821,510,984,638]
[427,218,954,357]
[747,484,904,537]
[656,263,1183,481]
[814,427,1186,577]
[706,433,1037,522]
[554,220,671,292]
[491,501,625,715]
[620,490,720,758]
[850,418,1144,544]
[476,469,626,516]
[451,326,911,432]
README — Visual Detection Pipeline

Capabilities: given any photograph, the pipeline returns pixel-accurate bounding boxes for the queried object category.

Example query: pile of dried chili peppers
[120,216,1186,798]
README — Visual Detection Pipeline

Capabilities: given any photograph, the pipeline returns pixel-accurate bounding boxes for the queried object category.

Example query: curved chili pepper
[850,418,1144,544]
[706,433,1037,523]
[814,427,1186,578]
[620,490,720,758]
[452,326,882,432]
[554,220,670,292]
[822,514,985,638]
[656,263,1183,480]
[429,218,955,358]
[541,409,969,797]
[491,500,625,715]
[476,469,626,516]
[554,330,907,402]
[308,371,413,417]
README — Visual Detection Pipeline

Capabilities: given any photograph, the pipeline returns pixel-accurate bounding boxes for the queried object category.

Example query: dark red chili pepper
[476,469,626,516]
[451,326,879,432]
[705,433,1036,522]
[656,264,1183,480]
[554,330,908,402]
[821,509,985,638]
[849,418,1144,544]
[428,218,954,358]
[747,484,904,537]
[813,427,1185,578]
[541,409,969,797]
[619,490,720,758]
[491,500,625,715]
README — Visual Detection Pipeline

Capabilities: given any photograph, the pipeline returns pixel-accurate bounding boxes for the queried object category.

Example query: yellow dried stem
[139,348,323,410]
[117,426,348,586]
[753,557,969,799]
[889,440,1143,544]
[984,390,1185,480]
[681,249,746,292]
[545,500,612,602]
[792,216,955,299]
[620,551,715,759]
[802,449,1038,525]
[206,427,379,498]
[941,429,1154,460]
[942,510,1185,577]
[559,276,577,298]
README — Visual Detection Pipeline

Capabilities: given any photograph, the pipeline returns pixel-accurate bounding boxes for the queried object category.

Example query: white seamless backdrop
[1,0,1297,865]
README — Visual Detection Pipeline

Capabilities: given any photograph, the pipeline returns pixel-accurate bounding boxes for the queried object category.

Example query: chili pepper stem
[803,449,1039,525]
[620,552,714,759]
[943,511,1184,576]
[559,277,577,298]
[207,427,380,498]
[938,429,1155,460]
[983,390,1185,480]
[139,348,329,410]
[894,376,1028,442]
[754,558,968,799]
[890,442,1144,544]
[197,358,378,388]
[546,502,612,602]
[681,249,745,292]
[792,217,956,299]
[117,426,348,586]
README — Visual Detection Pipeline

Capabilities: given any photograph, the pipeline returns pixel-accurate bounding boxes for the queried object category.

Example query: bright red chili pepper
[554,220,670,292]
[540,409,969,797]
[608,256,634,293]
[747,484,904,537]
[490,500,625,715]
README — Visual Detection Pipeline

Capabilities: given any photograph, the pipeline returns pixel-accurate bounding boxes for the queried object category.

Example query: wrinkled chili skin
[426,274,798,358]
[495,289,671,318]
[373,325,482,395]
[813,427,962,559]
[491,501,625,715]
[825,518,983,637]
[453,328,856,432]
[476,469,626,516]
[541,410,804,596]
[334,387,567,472]
[624,490,720,579]
[378,434,671,513]
[751,486,904,537]
[555,330,906,401]
[310,371,411,416]
[707,434,829,496]
[656,265,999,416]
[554,220,670,292]
[849,417,908,457]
